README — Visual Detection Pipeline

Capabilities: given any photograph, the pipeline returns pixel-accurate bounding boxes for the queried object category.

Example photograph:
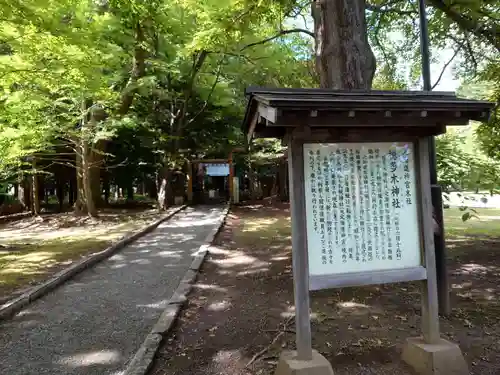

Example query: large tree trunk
[74,144,86,214]
[157,176,168,210]
[56,183,64,212]
[74,100,98,217]
[147,178,158,200]
[89,145,104,208]
[37,175,45,205]
[103,173,110,205]
[278,159,289,202]
[126,181,134,202]
[248,167,259,200]
[68,171,76,207]
[18,173,32,210]
[157,166,174,210]
[312,0,376,89]
[82,141,98,217]
[31,159,41,215]
[118,22,146,115]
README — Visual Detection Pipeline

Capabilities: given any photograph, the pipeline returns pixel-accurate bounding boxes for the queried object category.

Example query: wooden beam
[284,126,445,143]
[228,151,234,203]
[187,161,193,203]
[275,110,472,127]
[310,267,427,290]
[191,159,229,163]
[417,137,441,344]
[257,103,278,123]
[247,111,259,143]
[288,135,313,360]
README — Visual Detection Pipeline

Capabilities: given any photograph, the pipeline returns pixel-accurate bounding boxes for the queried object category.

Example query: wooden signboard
[303,142,425,290]
[242,88,494,374]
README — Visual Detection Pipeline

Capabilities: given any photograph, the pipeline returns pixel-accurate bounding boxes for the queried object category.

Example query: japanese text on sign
[304,142,421,276]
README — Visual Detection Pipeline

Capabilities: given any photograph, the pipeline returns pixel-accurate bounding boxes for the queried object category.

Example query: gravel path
[0,205,225,375]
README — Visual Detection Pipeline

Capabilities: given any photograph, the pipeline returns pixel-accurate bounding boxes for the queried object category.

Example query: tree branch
[285,1,313,18]
[240,28,314,52]
[219,52,264,65]
[245,315,294,368]
[431,43,463,90]
[187,57,225,125]
[118,21,147,115]
[449,33,478,76]
[372,13,390,63]
[366,2,415,16]
[427,0,500,53]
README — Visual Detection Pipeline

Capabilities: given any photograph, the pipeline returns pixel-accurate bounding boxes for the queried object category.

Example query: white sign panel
[303,142,421,276]
[205,163,230,176]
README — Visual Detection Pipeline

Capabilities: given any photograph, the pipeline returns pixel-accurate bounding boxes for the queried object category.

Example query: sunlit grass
[444,208,500,238]
[239,213,291,244]
[0,211,160,294]
[234,206,500,250]
[0,238,109,287]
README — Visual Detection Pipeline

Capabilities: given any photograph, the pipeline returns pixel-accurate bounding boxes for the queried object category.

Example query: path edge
[0,205,187,321]
[123,204,230,375]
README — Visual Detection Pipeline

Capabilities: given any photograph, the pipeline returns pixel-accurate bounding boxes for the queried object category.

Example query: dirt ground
[151,201,500,375]
[0,208,162,303]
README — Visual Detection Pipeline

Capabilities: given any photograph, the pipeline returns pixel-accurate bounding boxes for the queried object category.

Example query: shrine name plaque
[304,142,424,289]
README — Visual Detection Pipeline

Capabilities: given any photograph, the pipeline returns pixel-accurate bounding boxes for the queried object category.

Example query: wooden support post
[288,137,313,360]
[418,137,440,344]
[229,151,234,203]
[187,161,193,203]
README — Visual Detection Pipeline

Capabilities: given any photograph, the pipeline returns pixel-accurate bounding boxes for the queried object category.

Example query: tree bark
[82,140,98,217]
[18,174,31,210]
[56,183,64,212]
[126,181,134,202]
[118,21,147,115]
[147,178,158,199]
[68,171,76,207]
[157,177,167,210]
[38,175,46,204]
[74,100,98,217]
[74,143,86,214]
[32,159,41,215]
[157,167,173,210]
[279,159,289,202]
[137,179,144,195]
[103,173,110,205]
[248,167,258,200]
[89,145,104,207]
[312,0,376,89]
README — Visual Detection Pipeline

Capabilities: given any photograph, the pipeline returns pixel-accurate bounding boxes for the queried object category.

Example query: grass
[444,207,500,238]
[1,204,497,302]
[0,209,161,300]
[0,238,109,289]
[238,205,500,243]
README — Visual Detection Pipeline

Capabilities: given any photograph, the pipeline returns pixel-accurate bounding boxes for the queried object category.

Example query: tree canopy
[0,0,498,214]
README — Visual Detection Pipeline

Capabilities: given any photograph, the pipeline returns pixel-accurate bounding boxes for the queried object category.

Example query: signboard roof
[242,87,495,141]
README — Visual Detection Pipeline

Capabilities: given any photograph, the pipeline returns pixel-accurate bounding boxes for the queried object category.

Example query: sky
[429,48,460,92]
[387,30,461,92]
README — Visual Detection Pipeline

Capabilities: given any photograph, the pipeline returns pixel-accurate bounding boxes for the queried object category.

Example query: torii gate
[186,148,244,203]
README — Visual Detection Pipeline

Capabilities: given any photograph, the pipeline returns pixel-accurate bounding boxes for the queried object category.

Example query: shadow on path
[0,205,225,375]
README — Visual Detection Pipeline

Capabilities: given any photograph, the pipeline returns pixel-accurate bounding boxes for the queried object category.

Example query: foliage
[0,0,498,214]
[0,0,312,198]
[365,0,500,87]
[436,131,500,193]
